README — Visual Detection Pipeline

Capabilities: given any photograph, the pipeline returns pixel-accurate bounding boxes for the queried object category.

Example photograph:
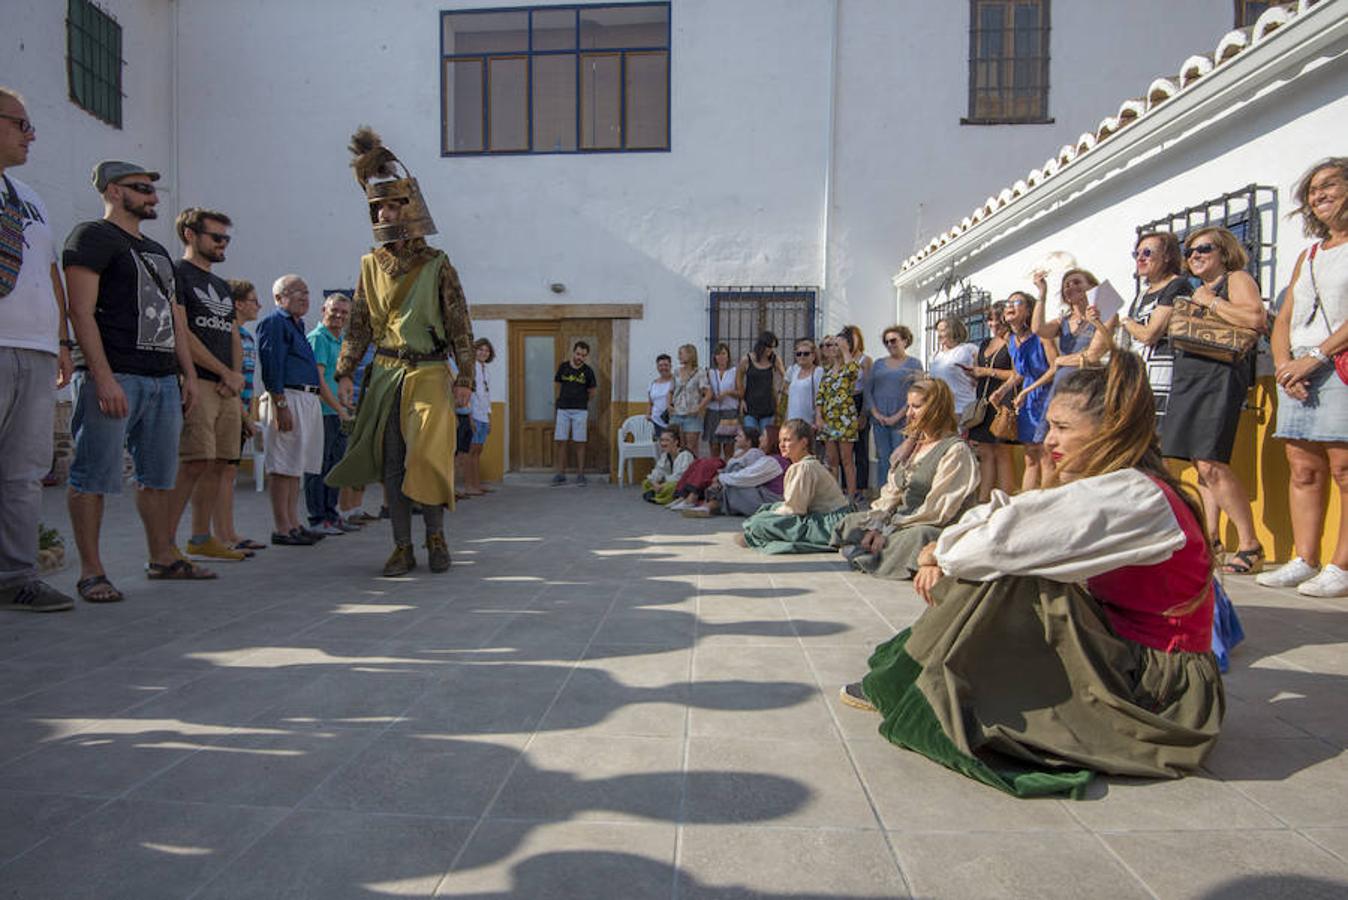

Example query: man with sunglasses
[63,160,202,601]
[165,207,247,568]
[0,87,77,612]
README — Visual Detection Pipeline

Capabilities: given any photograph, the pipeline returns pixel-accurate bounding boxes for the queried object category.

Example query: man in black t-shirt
[551,340,597,486]
[166,207,247,566]
[63,161,203,602]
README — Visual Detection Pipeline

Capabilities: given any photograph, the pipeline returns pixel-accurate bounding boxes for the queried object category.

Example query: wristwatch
[271,392,289,410]
[1308,347,1331,366]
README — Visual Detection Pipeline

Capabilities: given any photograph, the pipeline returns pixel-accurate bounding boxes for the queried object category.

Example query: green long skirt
[742,504,850,554]
[860,576,1224,798]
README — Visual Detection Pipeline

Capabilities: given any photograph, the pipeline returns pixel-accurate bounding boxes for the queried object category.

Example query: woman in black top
[1120,231,1189,426]
[965,302,1017,500]
[737,330,785,440]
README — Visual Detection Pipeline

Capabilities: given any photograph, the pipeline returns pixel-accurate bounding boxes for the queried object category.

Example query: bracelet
[59,339,76,349]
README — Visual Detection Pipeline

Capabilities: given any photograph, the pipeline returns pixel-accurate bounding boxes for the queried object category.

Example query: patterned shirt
[239,325,256,407]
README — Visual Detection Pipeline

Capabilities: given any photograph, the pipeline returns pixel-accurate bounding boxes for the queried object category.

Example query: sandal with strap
[146,559,218,580]
[76,574,124,603]
[1221,546,1265,576]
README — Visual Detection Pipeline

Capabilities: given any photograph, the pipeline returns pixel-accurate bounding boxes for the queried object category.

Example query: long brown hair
[1291,157,1348,239]
[1053,354,1212,589]
[903,379,958,440]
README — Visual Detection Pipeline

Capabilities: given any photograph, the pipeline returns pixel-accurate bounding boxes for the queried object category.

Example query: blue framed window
[441,3,671,155]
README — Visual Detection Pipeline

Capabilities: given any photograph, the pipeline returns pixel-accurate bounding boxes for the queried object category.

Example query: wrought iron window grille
[66,0,124,129]
[707,286,819,365]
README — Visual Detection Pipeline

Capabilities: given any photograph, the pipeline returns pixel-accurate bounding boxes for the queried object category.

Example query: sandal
[146,559,218,580]
[76,574,124,604]
[1221,546,1265,576]
[234,539,266,551]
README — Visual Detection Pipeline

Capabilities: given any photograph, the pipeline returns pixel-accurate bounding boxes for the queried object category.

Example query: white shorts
[554,408,589,441]
[259,389,323,477]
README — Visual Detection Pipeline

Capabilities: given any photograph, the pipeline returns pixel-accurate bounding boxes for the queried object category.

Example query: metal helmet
[348,126,437,244]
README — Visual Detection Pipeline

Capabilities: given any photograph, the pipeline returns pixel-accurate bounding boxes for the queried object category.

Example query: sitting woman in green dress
[738,418,850,553]
[840,352,1223,798]
[642,427,694,505]
[832,379,980,578]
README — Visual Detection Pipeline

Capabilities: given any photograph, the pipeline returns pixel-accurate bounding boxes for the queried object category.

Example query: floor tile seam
[183,665,448,900]
[1203,758,1328,831]
[0,721,251,879]
[786,593,915,897]
[833,569,907,634]
[433,584,628,894]
[1298,827,1348,867]
[1083,829,1163,900]
[669,539,705,900]
[0,664,216,714]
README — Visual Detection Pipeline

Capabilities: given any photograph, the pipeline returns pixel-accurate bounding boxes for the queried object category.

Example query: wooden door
[508,319,612,472]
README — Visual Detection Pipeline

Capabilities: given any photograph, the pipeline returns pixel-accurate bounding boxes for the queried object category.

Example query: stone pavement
[0,479,1346,899]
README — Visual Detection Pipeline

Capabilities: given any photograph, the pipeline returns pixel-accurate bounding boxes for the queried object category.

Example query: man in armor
[328,127,475,576]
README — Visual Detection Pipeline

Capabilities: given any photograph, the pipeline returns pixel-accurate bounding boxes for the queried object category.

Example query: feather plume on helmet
[348,125,437,243]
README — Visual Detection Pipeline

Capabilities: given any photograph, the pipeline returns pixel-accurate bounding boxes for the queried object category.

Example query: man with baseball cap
[0,86,76,612]
[62,157,206,602]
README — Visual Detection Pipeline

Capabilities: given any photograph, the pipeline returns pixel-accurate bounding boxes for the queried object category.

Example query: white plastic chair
[616,415,657,486]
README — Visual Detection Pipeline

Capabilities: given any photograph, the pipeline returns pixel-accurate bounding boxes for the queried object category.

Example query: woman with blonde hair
[668,343,710,455]
[1162,226,1267,575]
[1259,157,1348,597]
[841,352,1223,797]
[843,324,874,499]
[832,379,979,578]
[865,324,924,488]
[815,334,862,500]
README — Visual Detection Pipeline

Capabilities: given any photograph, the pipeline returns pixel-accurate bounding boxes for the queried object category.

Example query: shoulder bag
[1167,275,1261,363]
[989,401,1019,441]
[1305,242,1348,386]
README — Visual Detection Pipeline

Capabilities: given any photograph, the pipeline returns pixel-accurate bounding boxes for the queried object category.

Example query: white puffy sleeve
[934,469,1186,582]
[889,443,980,530]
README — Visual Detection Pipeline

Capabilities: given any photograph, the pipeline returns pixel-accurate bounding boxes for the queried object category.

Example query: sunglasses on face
[194,229,231,245]
[795,349,813,357]
[118,181,157,196]
[884,337,901,345]
[1131,248,1155,260]
[0,113,33,135]
[1184,243,1216,258]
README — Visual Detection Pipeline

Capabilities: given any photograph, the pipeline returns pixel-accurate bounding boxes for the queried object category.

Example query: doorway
[508,318,612,473]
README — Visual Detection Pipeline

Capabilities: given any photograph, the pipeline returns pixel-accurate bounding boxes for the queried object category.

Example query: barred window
[964,0,1051,125]
[1135,185,1278,299]
[708,287,817,365]
[441,3,670,155]
[925,282,992,364]
[66,0,123,128]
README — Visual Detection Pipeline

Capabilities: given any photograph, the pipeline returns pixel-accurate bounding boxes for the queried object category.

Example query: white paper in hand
[1087,280,1125,322]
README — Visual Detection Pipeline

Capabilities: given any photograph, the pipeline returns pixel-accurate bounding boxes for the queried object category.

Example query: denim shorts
[555,408,588,441]
[743,413,775,432]
[471,418,490,444]
[1275,367,1348,442]
[70,371,182,494]
[669,413,703,434]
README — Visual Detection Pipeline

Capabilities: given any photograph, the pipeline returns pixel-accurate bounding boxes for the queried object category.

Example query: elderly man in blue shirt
[256,274,340,545]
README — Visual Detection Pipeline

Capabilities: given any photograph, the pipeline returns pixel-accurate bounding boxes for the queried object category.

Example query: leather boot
[426,533,451,573]
[382,543,416,577]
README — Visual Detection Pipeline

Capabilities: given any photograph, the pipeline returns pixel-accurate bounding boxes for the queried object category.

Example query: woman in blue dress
[992,291,1056,490]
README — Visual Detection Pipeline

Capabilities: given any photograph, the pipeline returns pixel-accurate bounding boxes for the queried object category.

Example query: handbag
[714,415,740,438]
[1306,242,1348,386]
[989,402,1019,441]
[958,398,987,431]
[0,176,25,299]
[1167,283,1260,363]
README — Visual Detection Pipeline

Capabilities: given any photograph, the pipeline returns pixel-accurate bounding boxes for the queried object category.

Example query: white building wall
[0,0,177,254]
[172,0,835,404]
[896,48,1348,326]
[825,0,1232,349]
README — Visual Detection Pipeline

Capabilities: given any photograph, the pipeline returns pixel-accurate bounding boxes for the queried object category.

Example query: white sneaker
[1297,564,1348,598]
[1256,557,1319,588]
[667,498,691,511]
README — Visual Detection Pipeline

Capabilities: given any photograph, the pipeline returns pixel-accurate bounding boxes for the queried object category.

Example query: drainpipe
[819,0,841,333]
[170,0,180,205]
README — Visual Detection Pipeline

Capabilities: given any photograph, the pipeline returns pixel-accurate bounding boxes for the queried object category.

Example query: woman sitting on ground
[739,418,850,553]
[642,426,694,505]
[832,380,980,578]
[841,353,1223,798]
[685,427,789,517]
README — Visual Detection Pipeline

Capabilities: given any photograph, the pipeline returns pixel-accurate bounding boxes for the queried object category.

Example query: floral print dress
[817,361,861,441]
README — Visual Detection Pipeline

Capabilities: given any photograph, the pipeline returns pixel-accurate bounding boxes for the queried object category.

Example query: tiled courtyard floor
[1,478,1346,898]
